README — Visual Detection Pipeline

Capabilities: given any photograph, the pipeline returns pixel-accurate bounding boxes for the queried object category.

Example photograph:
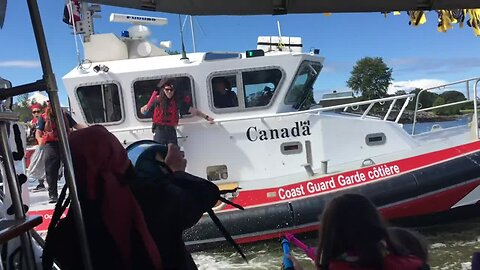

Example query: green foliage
[12,94,32,122]
[432,90,467,115]
[12,95,47,123]
[407,88,439,110]
[347,57,393,100]
[407,89,468,115]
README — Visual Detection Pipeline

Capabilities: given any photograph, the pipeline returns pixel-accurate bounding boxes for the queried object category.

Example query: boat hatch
[207,165,229,181]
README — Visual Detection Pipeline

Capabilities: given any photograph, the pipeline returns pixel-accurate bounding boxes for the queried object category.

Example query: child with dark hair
[290,193,427,270]
[141,80,213,145]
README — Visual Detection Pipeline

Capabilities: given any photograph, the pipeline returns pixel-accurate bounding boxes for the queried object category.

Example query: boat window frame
[74,80,125,126]
[131,74,197,122]
[284,60,323,108]
[207,66,285,113]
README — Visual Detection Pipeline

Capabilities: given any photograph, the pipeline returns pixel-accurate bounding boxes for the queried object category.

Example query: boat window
[133,76,194,119]
[285,61,322,109]
[281,142,303,155]
[242,69,282,108]
[204,52,241,61]
[76,83,122,124]
[211,75,239,109]
[365,133,386,146]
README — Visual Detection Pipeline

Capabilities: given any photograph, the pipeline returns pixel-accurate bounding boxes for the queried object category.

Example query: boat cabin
[63,19,324,145]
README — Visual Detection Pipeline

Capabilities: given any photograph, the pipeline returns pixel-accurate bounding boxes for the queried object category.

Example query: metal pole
[190,16,196,52]
[25,0,93,269]
[0,109,36,270]
[474,80,479,139]
[0,80,47,100]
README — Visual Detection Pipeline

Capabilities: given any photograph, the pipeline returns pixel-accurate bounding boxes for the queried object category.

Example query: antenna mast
[178,14,189,60]
[190,16,196,53]
[277,20,285,51]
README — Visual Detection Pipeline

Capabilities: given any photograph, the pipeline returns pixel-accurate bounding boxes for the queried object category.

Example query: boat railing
[412,77,480,136]
[215,94,415,124]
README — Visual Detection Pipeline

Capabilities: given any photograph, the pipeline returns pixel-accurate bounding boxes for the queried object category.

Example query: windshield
[285,61,322,109]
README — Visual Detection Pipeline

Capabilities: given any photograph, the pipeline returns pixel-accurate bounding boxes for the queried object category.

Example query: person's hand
[206,116,215,124]
[164,143,187,172]
[140,105,148,115]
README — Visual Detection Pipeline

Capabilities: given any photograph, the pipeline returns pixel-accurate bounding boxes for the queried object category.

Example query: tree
[406,88,439,110]
[12,93,32,122]
[347,57,393,100]
[433,90,467,115]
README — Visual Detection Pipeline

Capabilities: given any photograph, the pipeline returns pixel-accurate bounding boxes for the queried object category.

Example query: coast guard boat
[20,2,480,248]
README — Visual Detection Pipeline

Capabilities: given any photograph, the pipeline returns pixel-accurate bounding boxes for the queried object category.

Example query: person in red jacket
[290,194,428,270]
[140,80,214,145]
[27,103,47,192]
[36,102,87,203]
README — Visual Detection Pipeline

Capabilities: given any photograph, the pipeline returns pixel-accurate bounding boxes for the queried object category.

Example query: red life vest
[329,254,425,270]
[152,98,178,126]
[43,112,71,143]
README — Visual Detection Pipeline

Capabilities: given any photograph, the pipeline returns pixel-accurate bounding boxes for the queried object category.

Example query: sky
[1,1,480,104]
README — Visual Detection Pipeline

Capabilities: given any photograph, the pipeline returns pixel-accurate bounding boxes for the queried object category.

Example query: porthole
[365,133,386,146]
[281,142,303,155]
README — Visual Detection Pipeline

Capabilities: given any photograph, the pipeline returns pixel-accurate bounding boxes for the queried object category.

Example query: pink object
[145,90,159,111]
[284,233,316,261]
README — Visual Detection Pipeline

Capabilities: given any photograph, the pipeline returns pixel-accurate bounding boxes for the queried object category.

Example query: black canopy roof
[88,0,480,15]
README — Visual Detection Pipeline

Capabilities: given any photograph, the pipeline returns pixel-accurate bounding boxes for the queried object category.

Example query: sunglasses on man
[32,110,41,114]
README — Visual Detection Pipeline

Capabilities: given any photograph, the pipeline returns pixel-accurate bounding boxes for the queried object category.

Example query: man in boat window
[212,77,239,108]
[140,80,214,145]
[36,102,87,203]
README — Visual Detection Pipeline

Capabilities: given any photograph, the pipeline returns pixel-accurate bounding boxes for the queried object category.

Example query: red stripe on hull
[232,180,480,245]
[380,180,480,219]
[228,141,480,209]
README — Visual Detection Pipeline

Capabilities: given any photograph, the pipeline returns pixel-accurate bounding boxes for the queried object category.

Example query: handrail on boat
[412,77,480,136]
[109,95,415,136]
[215,94,415,124]
[109,126,151,133]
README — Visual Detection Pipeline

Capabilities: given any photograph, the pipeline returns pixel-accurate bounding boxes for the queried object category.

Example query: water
[421,218,480,270]
[402,116,470,135]
[192,218,480,269]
